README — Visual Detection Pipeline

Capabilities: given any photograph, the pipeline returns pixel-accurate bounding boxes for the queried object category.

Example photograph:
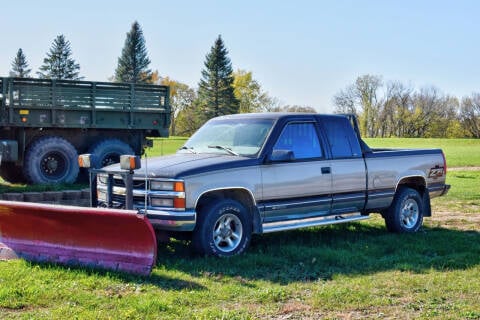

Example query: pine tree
[37,35,82,80]
[10,48,32,78]
[114,21,153,83]
[198,35,239,119]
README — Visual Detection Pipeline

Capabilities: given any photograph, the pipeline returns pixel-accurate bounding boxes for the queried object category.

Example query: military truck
[0,77,170,184]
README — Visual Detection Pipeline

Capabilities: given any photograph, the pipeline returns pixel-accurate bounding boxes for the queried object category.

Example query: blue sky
[1,0,479,112]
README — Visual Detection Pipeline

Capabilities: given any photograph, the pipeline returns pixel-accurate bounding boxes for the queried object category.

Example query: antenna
[144,151,148,214]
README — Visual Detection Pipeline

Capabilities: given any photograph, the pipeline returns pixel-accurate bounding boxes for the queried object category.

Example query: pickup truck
[93,113,450,257]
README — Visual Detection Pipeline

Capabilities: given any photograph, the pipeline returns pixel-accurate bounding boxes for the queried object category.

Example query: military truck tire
[0,163,26,184]
[193,199,252,257]
[24,136,79,184]
[384,187,424,233]
[88,139,135,169]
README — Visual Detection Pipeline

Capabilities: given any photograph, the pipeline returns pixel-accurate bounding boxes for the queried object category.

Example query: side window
[322,117,362,158]
[273,122,323,159]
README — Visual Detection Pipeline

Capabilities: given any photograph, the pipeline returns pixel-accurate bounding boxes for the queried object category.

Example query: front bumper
[141,208,196,231]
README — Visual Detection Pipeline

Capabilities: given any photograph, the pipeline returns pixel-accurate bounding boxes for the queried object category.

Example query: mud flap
[0,200,157,276]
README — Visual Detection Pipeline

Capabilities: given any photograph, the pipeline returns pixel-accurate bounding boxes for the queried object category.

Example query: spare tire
[88,139,135,169]
[24,136,79,184]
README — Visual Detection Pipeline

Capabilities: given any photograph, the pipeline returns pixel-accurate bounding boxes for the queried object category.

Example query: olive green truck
[0,77,170,184]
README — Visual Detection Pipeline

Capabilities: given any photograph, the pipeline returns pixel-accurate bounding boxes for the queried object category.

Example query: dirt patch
[428,210,480,231]
[449,166,480,171]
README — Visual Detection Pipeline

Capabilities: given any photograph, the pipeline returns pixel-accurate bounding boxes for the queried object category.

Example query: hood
[102,153,259,178]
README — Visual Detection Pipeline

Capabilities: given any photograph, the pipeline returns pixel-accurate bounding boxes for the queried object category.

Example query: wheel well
[196,189,261,233]
[396,176,426,196]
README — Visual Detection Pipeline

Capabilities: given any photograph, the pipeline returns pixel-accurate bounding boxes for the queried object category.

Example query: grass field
[1,138,479,319]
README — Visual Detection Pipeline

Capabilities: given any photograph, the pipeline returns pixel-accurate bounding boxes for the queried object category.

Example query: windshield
[179,118,274,156]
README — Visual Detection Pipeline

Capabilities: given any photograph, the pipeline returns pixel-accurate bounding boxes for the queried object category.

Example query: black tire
[24,136,79,184]
[193,199,252,257]
[0,163,26,184]
[384,187,424,233]
[88,139,134,168]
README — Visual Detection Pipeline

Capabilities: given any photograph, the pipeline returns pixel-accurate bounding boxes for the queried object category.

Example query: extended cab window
[322,117,362,158]
[273,122,323,159]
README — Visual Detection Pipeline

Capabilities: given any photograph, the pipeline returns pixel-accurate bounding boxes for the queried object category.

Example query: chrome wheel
[212,213,243,253]
[400,198,419,229]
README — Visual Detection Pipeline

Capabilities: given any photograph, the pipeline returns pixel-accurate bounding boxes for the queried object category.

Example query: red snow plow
[0,201,157,275]
[0,155,157,276]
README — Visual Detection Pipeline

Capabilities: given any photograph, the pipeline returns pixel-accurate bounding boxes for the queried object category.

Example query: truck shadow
[155,222,480,286]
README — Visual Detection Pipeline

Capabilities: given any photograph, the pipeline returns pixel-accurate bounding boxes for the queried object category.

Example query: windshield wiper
[179,146,196,154]
[208,145,239,156]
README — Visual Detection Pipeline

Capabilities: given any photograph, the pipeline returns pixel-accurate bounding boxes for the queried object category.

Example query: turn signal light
[120,155,141,171]
[78,154,92,168]
[173,181,185,192]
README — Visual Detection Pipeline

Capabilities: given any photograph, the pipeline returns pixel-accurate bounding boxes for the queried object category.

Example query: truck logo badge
[428,167,444,178]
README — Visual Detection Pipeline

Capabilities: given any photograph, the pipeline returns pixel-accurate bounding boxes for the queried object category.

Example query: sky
[1,0,479,113]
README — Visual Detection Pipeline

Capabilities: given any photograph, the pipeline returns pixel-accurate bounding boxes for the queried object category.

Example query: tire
[193,199,252,257]
[88,139,134,168]
[24,136,79,184]
[0,163,26,184]
[384,187,424,233]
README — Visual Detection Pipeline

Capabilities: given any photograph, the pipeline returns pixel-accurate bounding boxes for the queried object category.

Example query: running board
[262,212,370,233]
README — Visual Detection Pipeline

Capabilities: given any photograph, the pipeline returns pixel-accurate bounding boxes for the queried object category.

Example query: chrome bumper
[140,208,196,231]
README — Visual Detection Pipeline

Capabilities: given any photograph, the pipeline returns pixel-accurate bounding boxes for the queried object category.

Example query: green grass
[365,138,480,167]
[1,137,479,319]
[146,137,188,157]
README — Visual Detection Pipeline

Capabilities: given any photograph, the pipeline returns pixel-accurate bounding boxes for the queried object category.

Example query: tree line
[7,22,479,138]
[333,74,480,138]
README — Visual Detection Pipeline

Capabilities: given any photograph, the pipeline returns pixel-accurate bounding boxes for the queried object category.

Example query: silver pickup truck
[94,113,450,257]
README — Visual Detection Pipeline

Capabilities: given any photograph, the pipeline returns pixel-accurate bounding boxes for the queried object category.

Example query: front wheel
[384,187,424,233]
[193,199,252,257]
[23,136,79,184]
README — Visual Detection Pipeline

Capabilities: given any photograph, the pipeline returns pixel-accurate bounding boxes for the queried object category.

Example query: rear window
[321,117,362,158]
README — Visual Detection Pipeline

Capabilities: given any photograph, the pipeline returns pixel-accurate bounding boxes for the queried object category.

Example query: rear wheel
[384,187,424,233]
[193,199,252,257]
[88,139,134,168]
[24,136,79,184]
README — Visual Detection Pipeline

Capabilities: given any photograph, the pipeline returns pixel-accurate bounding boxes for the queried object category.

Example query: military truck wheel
[193,199,252,257]
[384,187,424,233]
[24,137,79,184]
[88,139,134,168]
[0,163,26,184]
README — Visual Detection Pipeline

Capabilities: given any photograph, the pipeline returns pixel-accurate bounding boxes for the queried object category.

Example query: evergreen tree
[114,21,153,83]
[10,48,32,78]
[198,35,239,119]
[37,35,82,80]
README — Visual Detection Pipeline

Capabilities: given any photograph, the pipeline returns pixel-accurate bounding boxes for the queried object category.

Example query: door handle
[321,167,331,174]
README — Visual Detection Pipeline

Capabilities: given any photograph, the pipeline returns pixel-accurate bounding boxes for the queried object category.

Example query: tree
[10,48,31,77]
[197,35,239,120]
[114,21,153,84]
[161,77,197,136]
[460,93,480,138]
[334,75,383,137]
[37,35,82,80]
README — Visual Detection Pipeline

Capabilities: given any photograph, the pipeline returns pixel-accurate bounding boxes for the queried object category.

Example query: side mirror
[267,149,295,163]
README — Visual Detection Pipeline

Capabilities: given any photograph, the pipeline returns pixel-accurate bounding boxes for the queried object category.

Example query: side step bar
[262,212,370,233]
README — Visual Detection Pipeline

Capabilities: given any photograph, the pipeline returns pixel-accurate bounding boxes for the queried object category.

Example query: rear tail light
[441,151,447,175]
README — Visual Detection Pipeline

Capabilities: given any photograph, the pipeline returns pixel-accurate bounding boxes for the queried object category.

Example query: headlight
[150,180,185,192]
[150,181,174,191]
[151,197,174,207]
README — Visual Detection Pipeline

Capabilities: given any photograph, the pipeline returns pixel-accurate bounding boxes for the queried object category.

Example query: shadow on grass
[155,222,480,285]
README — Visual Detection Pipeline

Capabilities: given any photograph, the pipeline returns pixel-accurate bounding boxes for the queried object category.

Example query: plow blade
[0,200,157,276]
